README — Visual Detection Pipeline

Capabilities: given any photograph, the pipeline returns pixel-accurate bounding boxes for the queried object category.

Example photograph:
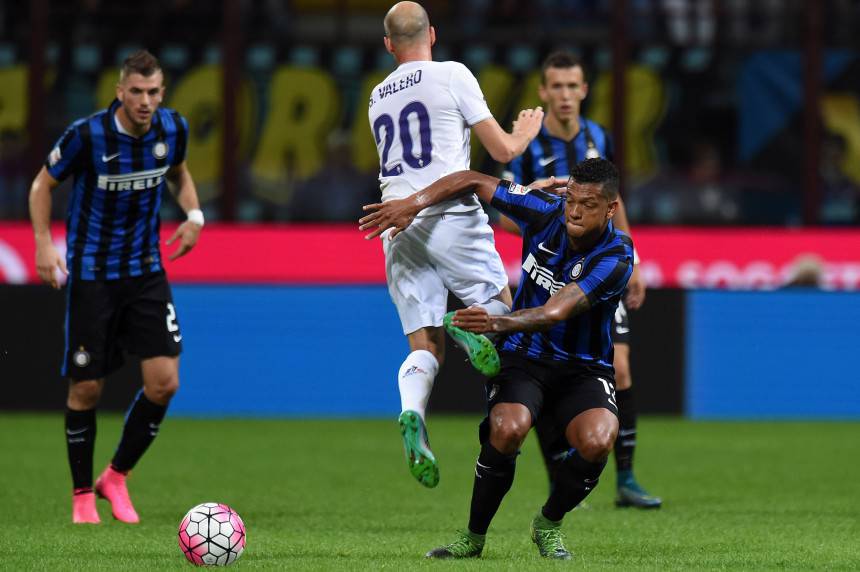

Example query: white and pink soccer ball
[178,502,246,566]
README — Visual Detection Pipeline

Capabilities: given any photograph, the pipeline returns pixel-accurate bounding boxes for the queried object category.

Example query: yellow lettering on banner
[0,66,27,131]
[590,66,666,178]
[821,94,860,184]
[96,69,118,110]
[510,70,543,117]
[251,67,339,206]
[471,65,516,166]
[168,66,222,203]
[351,70,389,173]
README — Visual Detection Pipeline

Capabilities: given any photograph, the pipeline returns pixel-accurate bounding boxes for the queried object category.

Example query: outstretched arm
[359,170,501,239]
[452,281,591,334]
[359,172,565,240]
[472,107,544,163]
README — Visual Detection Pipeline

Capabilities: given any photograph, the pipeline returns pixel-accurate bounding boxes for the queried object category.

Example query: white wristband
[186,209,204,227]
[633,247,640,265]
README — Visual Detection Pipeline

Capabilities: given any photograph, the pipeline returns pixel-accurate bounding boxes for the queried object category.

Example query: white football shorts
[382,209,509,335]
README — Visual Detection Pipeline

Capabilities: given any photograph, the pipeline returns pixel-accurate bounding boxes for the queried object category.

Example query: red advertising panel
[2,223,858,289]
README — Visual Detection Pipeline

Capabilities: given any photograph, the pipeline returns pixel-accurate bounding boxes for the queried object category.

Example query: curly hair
[569,158,619,200]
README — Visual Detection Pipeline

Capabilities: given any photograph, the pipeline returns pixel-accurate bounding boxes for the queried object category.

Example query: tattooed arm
[451,282,592,334]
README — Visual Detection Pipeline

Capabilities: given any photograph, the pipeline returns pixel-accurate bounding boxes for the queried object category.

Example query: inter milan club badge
[570,261,584,279]
[153,141,168,159]
[73,346,91,368]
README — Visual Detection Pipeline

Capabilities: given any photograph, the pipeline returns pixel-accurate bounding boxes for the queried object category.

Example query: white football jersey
[368,60,492,215]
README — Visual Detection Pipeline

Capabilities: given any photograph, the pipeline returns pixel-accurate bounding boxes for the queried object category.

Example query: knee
[489,414,530,453]
[577,425,617,462]
[68,380,102,409]
[146,374,179,405]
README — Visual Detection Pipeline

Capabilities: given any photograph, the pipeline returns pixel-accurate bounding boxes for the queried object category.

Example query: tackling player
[361,158,631,559]
[502,51,660,508]
[368,1,543,488]
[29,50,203,524]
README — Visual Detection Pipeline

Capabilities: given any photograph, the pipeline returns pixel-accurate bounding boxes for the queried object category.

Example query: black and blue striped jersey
[503,119,613,184]
[490,179,633,368]
[45,99,188,281]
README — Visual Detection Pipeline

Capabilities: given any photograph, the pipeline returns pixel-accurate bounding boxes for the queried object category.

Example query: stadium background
[1,0,859,421]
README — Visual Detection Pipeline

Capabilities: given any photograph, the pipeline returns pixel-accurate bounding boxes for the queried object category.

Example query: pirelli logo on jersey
[97,166,170,192]
[522,252,567,295]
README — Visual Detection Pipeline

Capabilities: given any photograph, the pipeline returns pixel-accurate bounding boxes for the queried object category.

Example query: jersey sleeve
[448,63,492,126]
[603,130,615,162]
[490,179,562,231]
[575,246,633,306]
[171,113,189,166]
[503,154,524,183]
[45,122,85,182]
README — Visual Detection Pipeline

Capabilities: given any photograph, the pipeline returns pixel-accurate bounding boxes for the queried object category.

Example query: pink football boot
[72,489,100,524]
[95,466,140,523]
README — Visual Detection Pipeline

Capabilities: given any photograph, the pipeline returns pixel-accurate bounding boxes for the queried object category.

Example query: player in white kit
[367,1,544,488]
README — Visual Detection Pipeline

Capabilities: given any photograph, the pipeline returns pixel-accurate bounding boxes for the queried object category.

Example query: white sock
[477,298,511,316]
[398,350,439,420]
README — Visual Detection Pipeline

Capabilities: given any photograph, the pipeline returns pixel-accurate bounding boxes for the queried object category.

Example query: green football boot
[530,513,572,560]
[616,471,662,509]
[443,311,500,377]
[398,410,439,488]
[425,530,485,559]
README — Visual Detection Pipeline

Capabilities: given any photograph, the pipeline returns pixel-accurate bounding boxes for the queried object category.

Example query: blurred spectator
[288,131,378,222]
[783,254,825,288]
[630,139,742,224]
[661,0,715,45]
[819,133,860,225]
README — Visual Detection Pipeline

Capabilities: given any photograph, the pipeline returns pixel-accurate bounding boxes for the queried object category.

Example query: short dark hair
[541,51,586,84]
[569,158,619,200]
[120,49,161,81]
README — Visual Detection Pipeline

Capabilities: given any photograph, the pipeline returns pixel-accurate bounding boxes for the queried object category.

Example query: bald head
[384,2,430,47]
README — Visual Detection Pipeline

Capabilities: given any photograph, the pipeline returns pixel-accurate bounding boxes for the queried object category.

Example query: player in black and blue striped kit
[29,50,203,524]
[502,51,660,510]
[360,159,631,559]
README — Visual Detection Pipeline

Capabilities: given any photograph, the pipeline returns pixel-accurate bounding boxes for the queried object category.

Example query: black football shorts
[484,351,618,432]
[62,271,182,380]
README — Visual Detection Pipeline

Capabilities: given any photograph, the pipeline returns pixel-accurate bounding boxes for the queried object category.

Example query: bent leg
[541,408,618,521]
[111,356,178,472]
[468,402,531,534]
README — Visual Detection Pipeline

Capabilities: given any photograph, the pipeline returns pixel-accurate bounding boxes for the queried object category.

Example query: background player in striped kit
[361,159,632,559]
[368,1,543,489]
[28,50,203,524]
[501,51,660,508]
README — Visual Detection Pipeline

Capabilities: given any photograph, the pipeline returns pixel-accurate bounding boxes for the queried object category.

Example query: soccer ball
[178,502,246,566]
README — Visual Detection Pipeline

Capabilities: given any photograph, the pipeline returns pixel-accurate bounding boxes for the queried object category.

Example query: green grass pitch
[1,414,858,570]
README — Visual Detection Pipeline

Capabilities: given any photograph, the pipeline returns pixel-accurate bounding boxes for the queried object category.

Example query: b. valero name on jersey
[522,252,567,295]
[376,69,423,101]
[97,166,170,192]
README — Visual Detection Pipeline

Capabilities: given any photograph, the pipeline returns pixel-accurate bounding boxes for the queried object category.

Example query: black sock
[533,416,569,494]
[66,408,96,491]
[111,391,168,473]
[542,450,606,522]
[614,387,637,473]
[468,442,517,535]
